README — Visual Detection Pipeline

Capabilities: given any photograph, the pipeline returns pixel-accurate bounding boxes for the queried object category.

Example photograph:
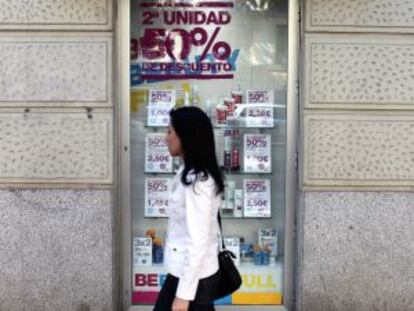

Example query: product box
[223,180,236,210]
[258,229,278,257]
[223,237,241,266]
[133,237,152,266]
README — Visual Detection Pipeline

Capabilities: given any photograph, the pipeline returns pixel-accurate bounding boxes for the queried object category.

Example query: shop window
[127,0,294,308]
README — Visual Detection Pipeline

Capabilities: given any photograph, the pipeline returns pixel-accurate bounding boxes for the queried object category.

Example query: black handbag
[214,211,242,299]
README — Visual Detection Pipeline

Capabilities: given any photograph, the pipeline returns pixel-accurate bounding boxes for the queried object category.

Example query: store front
[119,0,299,310]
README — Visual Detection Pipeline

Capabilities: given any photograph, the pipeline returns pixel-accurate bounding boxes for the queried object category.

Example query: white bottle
[233,189,243,217]
[204,99,212,119]
[191,85,200,106]
[225,181,236,210]
[184,91,190,106]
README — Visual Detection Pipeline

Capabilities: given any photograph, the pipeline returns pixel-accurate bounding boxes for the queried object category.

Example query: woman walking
[154,106,224,311]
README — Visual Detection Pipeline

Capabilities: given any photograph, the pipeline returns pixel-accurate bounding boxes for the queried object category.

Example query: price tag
[145,133,173,173]
[243,134,271,173]
[245,90,274,128]
[257,229,278,257]
[133,237,152,266]
[147,89,175,127]
[145,178,171,217]
[223,237,241,266]
[243,179,271,218]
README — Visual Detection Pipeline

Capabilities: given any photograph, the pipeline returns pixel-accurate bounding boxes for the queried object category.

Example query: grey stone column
[0,1,116,311]
[299,1,414,311]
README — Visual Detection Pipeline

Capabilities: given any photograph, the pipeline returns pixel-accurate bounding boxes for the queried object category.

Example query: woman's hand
[172,297,190,311]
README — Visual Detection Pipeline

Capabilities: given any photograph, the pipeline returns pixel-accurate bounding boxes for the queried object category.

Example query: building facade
[0,0,412,311]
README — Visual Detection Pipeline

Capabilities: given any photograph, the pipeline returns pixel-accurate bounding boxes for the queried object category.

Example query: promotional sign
[145,133,173,173]
[133,237,153,266]
[147,89,175,126]
[243,134,271,173]
[132,261,283,305]
[245,90,274,128]
[144,178,171,217]
[243,179,271,218]
[223,237,241,266]
[258,229,278,257]
[131,0,240,84]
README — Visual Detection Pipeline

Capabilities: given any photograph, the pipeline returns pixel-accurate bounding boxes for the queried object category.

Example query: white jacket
[164,167,221,301]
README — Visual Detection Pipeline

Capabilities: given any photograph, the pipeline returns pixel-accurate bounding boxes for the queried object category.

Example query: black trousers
[153,271,220,311]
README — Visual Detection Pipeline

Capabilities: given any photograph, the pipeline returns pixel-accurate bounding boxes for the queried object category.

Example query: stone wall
[0,1,116,311]
[299,1,414,311]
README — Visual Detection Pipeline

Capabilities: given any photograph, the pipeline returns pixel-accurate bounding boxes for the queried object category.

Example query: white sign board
[243,179,271,218]
[245,90,274,128]
[258,229,278,257]
[224,237,241,266]
[244,134,272,173]
[147,89,176,127]
[145,133,173,173]
[133,237,152,266]
[144,178,171,217]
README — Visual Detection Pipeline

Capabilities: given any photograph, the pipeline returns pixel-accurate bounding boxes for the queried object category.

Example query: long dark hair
[169,106,224,194]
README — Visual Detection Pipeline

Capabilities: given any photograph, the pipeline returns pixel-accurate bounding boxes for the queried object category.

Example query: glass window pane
[130,0,288,306]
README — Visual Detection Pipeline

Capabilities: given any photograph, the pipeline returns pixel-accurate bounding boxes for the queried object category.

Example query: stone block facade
[299,1,414,311]
[0,1,115,310]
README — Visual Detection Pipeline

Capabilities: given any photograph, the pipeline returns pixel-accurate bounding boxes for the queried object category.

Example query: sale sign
[243,134,272,173]
[223,237,241,266]
[131,0,239,83]
[243,179,271,218]
[147,89,175,126]
[145,178,172,217]
[145,133,173,173]
[133,237,153,266]
[245,90,274,128]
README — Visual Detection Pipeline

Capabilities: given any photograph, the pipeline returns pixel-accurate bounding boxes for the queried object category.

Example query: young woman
[153,106,224,311]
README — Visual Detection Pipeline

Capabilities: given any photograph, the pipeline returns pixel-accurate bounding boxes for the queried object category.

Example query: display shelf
[143,170,279,175]
[141,216,274,220]
[133,259,283,272]
[221,215,273,219]
[138,119,286,130]
[221,169,272,175]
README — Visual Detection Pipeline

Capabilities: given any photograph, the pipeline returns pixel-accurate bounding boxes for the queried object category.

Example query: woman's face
[165,124,183,157]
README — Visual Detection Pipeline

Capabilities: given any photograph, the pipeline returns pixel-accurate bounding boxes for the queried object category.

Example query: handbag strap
[217,211,226,250]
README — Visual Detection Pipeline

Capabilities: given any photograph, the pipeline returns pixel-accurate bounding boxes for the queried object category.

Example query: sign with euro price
[147,89,176,127]
[145,133,173,173]
[245,90,274,128]
[243,134,271,173]
[145,178,171,217]
[243,179,271,218]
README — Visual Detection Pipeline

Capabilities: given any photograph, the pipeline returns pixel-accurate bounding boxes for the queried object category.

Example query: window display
[130,0,288,306]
